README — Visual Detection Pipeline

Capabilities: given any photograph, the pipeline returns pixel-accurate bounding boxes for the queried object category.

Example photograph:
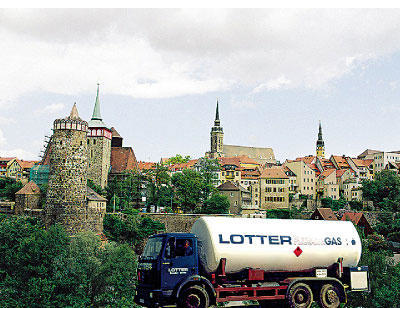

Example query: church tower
[208,100,224,158]
[45,104,89,235]
[87,84,112,188]
[316,121,325,159]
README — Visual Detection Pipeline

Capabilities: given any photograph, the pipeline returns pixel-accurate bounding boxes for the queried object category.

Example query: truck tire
[287,283,313,308]
[319,283,341,308]
[178,285,210,308]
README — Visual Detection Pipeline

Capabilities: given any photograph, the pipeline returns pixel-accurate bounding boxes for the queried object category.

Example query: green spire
[215,99,220,121]
[91,83,102,120]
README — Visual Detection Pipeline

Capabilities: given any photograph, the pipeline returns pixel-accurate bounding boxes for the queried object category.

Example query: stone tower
[45,104,89,235]
[87,84,112,189]
[208,100,224,158]
[316,121,325,159]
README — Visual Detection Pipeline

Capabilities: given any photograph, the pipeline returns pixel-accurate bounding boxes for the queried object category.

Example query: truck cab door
[161,237,197,290]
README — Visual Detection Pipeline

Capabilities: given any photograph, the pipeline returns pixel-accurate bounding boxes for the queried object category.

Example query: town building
[205,100,275,165]
[87,84,112,189]
[14,181,42,214]
[259,167,290,210]
[343,180,363,202]
[284,159,316,199]
[217,181,251,214]
[0,157,15,177]
[310,208,338,220]
[341,212,373,235]
[316,121,325,159]
[6,159,38,183]
[45,104,105,235]
[205,100,224,159]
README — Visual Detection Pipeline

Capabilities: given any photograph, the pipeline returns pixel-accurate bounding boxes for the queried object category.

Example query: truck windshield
[142,237,164,260]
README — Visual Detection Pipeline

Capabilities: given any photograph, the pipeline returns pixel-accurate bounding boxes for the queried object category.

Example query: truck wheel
[319,284,341,308]
[178,285,210,308]
[287,283,313,308]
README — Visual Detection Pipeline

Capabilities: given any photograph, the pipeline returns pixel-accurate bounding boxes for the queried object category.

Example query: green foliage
[362,170,400,212]
[106,172,145,211]
[0,177,23,201]
[265,207,302,219]
[202,194,230,214]
[197,158,220,200]
[0,216,137,307]
[103,214,165,254]
[145,164,171,209]
[347,242,400,308]
[166,154,191,165]
[87,179,105,195]
[349,200,363,211]
[320,196,347,212]
[366,233,389,251]
[171,169,205,212]
[388,231,400,242]
[38,183,48,209]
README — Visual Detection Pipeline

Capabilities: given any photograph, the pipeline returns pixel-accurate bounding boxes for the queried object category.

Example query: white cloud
[1,9,400,106]
[0,129,6,146]
[35,103,65,115]
[0,148,38,160]
[0,116,15,125]
[252,75,291,93]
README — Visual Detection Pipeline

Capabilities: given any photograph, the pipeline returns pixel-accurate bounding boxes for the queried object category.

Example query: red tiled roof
[312,208,338,220]
[218,156,241,167]
[17,160,38,169]
[319,168,336,179]
[260,167,288,179]
[295,156,316,164]
[15,181,41,195]
[336,169,348,178]
[111,147,138,173]
[236,155,260,165]
[341,212,364,224]
[138,161,156,171]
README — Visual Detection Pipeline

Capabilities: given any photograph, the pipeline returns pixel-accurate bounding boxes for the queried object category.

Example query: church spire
[316,120,325,159]
[91,83,102,121]
[215,99,220,121]
[214,99,221,127]
[88,84,108,129]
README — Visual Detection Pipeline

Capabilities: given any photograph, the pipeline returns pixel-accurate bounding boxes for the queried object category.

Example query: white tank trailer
[191,216,362,274]
[135,216,369,308]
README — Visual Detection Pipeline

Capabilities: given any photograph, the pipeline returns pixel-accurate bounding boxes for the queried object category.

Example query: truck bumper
[134,286,174,307]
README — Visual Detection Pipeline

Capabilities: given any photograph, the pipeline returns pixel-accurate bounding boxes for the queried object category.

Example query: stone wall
[15,193,41,215]
[87,135,111,189]
[137,213,236,233]
[45,126,89,235]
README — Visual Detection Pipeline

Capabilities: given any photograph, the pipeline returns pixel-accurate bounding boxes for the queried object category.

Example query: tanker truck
[134,217,369,308]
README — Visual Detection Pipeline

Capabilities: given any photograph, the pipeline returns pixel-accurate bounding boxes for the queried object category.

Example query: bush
[202,194,230,214]
[0,216,138,307]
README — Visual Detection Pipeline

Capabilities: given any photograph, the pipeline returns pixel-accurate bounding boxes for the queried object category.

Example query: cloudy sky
[1,8,400,162]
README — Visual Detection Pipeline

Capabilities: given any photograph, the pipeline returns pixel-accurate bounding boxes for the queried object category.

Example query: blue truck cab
[134,232,212,307]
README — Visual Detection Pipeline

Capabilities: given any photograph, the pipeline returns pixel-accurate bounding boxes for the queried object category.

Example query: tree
[197,158,220,200]
[171,169,205,212]
[320,196,347,212]
[106,172,145,212]
[0,177,23,201]
[103,213,165,254]
[347,242,400,308]
[0,216,138,307]
[362,170,400,212]
[166,154,191,165]
[202,194,230,214]
[145,163,171,210]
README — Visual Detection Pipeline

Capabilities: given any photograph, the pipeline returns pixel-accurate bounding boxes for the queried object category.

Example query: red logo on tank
[294,246,302,257]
